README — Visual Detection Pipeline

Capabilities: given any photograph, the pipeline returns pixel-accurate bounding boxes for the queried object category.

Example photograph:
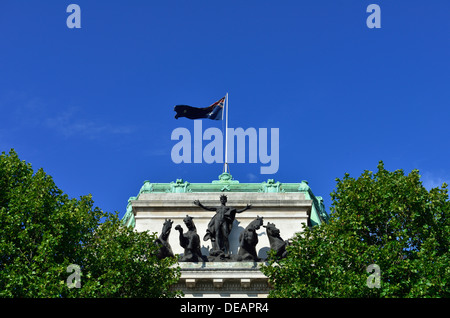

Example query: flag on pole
[174,96,225,120]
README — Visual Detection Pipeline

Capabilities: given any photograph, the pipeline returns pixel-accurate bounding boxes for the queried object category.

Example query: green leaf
[263,161,450,298]
[0,149,181,298]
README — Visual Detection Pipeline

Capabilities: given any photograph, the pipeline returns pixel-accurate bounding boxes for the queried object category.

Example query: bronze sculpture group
[155,195,289,262]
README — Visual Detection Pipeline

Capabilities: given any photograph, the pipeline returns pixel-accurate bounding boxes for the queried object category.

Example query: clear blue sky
[1,1,449,219]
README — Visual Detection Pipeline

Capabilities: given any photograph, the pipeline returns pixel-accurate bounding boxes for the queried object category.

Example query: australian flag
[174,96,225,120]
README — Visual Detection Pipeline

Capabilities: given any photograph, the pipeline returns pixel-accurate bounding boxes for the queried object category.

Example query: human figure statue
[194,195,251,259]
[263,222,289,259]
[237,216,263,262]
[175,215,204,262]
[155,219,174,259]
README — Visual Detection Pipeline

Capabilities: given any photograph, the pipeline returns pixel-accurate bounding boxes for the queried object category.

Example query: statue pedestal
[171,262,270,298]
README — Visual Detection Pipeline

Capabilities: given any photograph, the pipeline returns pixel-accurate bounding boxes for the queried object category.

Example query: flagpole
[224,92,229,173]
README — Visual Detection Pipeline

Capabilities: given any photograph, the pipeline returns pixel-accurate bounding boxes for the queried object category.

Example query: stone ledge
[177,261,264,270]
[172,278,270,294]
[171,262,270,297]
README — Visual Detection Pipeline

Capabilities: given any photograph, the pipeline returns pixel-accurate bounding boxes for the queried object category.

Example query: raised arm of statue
[193,200,216,211]
[236,204,252,213]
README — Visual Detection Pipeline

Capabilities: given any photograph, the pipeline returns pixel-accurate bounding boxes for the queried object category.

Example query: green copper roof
[121,172,329,228]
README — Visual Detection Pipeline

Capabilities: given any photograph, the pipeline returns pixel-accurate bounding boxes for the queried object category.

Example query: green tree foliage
[0,149,181,297]
[262,161,450,297]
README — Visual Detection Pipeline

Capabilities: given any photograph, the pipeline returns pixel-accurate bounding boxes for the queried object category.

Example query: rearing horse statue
[237,216,264,262]
[263,222,289,259]
[155,219,175,259]
[175,215,204,262]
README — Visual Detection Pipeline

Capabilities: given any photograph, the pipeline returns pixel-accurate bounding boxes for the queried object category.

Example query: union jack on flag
[174,96,225,120]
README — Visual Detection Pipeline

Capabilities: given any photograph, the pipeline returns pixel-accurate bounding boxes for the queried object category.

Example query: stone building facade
[122,172,327,297]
